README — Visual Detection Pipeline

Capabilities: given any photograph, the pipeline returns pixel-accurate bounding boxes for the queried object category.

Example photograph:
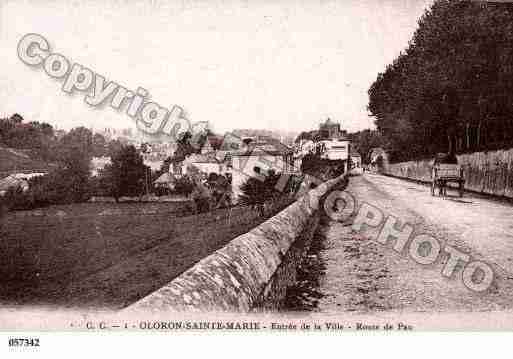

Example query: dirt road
[311,173,513,313]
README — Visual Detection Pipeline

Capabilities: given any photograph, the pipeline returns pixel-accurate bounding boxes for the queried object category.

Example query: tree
[92,133,108,157]
[156,156,173,178]
[107,138,123,155]
[0,125,93,207]
[169,131,195,164]
[46,126,94,203]
[348,129,386,164]
[190,178,213,213]
[368,0,513,162]
[57,127,93,160]
[207,173,231,208]
[100,145,148,201]
[174,176,195,195]
[0,114,57,160]
[294,130,321,144]
[239,171,283,206]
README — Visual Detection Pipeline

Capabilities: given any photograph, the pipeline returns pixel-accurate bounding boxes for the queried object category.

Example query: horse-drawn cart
[431,153,465,198]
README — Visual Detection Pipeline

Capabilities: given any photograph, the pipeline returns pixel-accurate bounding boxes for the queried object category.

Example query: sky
[0,0,433,136]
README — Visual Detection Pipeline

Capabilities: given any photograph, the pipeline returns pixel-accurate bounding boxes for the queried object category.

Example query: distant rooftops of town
[220,134,293,157]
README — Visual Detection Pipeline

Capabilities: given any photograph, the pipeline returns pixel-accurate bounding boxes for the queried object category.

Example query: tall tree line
[368,0,513,162]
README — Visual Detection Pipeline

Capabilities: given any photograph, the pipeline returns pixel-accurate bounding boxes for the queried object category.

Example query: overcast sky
[0,0,433,135]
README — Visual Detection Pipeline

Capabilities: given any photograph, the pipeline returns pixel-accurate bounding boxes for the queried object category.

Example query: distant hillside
[0,147,53,176]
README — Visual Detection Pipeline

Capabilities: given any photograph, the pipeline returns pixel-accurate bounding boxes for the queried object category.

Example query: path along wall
[385,148,513,198]
[125,174,348,312]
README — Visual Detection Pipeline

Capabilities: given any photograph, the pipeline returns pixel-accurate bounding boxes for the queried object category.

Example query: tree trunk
[477,121,482,148]
[466,122,470,149]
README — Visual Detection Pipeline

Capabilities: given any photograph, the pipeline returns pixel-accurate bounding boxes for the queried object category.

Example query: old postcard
[1,0,513,350]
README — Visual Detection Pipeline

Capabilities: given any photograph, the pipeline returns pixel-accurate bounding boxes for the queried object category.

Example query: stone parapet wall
[125,174,347,312]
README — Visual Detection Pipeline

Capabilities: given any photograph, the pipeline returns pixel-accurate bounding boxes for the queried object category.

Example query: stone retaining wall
[125,174,348,312]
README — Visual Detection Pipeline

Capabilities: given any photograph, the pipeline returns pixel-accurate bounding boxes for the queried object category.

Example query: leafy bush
[2,187,33,210]
[174,176,195,195]
[96,145,148,201]
[2,162,93,212]
[239,171,285,206]
[154,186,171,197]
[300,153,345,181]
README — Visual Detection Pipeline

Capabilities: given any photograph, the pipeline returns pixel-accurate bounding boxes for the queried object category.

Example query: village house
[180,137,228,178]
[181,152,226,178]
[227,135,294,202]
[153,172,177,192]
[91,156,111,177]
[0,172,46,196]
[154,132,294,202]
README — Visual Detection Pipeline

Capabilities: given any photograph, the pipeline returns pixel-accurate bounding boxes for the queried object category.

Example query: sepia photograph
[1,0,513,352]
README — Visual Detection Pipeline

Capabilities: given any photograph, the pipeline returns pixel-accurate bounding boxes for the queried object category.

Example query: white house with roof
[162,133,294,202]
[153,172,177,191]
[182,152,226,177]
[227,135,294,202]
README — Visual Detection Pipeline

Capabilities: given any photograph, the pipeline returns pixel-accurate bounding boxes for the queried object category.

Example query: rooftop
[230,136,293,156]
[184,153,221,164]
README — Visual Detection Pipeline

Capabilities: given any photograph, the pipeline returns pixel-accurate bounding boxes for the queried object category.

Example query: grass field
[0,201,283,309]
